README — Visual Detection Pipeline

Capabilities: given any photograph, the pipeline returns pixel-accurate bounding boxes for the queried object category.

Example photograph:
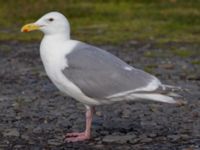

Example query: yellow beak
[21,23,40,32]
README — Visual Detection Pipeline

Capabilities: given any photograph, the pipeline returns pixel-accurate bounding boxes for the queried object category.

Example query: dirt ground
[0,41,199,150]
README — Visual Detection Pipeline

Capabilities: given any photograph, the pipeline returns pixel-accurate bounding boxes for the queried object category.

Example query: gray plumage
[62,42,158,100]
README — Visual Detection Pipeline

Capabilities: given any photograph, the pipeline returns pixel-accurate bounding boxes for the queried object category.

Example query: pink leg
[64,106,94,142]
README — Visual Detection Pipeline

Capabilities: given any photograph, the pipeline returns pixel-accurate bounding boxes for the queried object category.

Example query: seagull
[21,11,182,142]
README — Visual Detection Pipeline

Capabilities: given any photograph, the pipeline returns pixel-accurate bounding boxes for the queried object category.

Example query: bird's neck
[43,33,70,41]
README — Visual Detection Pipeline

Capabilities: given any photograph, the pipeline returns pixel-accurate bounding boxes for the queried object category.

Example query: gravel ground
[0,41,200,150]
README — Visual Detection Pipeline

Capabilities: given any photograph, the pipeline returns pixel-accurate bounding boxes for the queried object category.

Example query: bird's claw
[64,132,90,142]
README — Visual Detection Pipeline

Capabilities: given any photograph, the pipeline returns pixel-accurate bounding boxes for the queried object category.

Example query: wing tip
[129,93,187,105]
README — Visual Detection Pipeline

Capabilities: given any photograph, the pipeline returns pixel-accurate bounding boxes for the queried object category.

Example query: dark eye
[48,18,54,22]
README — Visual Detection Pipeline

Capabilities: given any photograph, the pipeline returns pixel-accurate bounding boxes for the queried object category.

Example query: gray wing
[63,42,158,99]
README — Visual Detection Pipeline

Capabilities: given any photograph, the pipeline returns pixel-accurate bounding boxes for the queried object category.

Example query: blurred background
[0,0,200,44]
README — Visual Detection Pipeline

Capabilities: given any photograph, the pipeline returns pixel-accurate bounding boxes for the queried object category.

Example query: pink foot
[64,107,94,142]
[64,132,90,142]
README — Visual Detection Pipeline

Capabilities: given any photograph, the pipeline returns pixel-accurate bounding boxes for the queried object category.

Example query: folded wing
[63,42,162,102]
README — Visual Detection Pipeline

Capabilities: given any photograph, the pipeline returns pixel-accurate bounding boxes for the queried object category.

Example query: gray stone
[167,134,180,142]
[21,134,29,140]
[33,126,42,134]
[3,128,20,137]
[94,144,104,149]
[102,134,136,144]
[140,137,153,143]
[138,134,153,143]
[47,138,62,146]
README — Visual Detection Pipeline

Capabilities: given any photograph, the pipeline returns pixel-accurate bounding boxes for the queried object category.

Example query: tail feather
[131,93,177,104]
[108,84,187,105]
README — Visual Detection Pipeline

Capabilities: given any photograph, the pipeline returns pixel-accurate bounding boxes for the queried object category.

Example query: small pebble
[47,138,62,146]
[102,134,136,144]
[3,128,20,137]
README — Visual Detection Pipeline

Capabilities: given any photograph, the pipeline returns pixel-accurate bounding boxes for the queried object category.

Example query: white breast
[40,37,100,105]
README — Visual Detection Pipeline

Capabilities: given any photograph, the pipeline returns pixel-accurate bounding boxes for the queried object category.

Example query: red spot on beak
[23,29,29,32]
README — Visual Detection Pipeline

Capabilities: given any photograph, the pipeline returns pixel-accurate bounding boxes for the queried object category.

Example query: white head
[21,11,70,38]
